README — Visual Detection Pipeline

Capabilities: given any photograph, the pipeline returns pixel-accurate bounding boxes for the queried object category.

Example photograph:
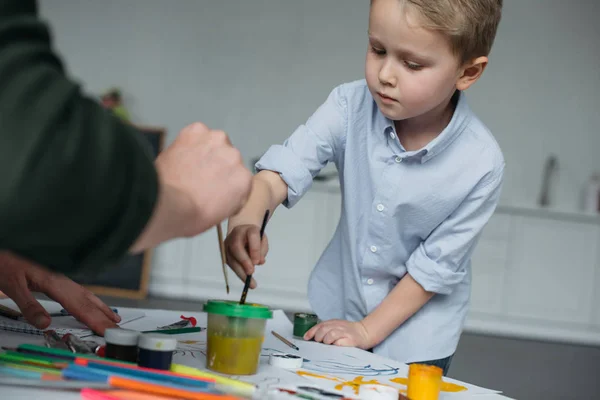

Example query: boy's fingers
[333,337,353,347]
[225,253,248,282]
[247,229,262,265]
[323,329,340,345]
[304,324,319,341]
[228,235,255,275]
[259,236,269,265]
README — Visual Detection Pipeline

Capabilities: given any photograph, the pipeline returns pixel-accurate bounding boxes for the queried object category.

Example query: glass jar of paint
[204,300,272,375]
[137,333,177,370]
[292,313,319,338]
[407,363,442,400]
[104,328,140,363]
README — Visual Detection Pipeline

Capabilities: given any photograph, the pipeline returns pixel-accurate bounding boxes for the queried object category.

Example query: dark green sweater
[0,1,158,273]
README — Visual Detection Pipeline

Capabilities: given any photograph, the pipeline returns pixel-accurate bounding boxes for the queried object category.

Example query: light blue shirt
[256,79,505,362]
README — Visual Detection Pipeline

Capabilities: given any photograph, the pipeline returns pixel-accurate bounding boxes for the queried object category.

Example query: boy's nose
[378,60,397,87]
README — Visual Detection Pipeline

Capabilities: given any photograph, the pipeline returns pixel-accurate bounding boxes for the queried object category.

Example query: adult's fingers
[6,284,51,329]
[37,274,118,336]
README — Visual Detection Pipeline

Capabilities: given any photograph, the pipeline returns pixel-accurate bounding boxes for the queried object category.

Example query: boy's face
[365,0,463,122]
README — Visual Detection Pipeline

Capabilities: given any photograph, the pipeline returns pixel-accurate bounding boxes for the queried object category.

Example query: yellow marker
[170,363,255,397]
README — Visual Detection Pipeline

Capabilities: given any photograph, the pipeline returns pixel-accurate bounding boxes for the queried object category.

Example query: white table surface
[1,303,515,400]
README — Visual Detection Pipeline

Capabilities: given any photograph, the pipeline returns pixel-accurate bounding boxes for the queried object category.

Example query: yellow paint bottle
[406,364,442,400]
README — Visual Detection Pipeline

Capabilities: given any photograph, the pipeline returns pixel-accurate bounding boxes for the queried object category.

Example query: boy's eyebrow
[368,33,430,62]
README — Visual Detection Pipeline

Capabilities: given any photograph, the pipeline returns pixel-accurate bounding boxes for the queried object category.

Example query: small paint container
[359,384,401,400]
[293,313,318,338]
[204,300,272,375]
[407,363,443,400]
[137,333,177,370]
[104,328,139,363]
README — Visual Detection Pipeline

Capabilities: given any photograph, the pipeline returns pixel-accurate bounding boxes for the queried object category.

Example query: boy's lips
[377,92,397,103]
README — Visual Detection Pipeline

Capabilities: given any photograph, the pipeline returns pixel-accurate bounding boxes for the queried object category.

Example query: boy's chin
[377,105,409,122]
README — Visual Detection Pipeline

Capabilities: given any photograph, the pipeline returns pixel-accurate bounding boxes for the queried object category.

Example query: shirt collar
[375,91,472,163]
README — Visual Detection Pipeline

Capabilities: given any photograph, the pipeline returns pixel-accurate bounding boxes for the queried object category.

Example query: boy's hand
[304,319,372,350]
[224,224,269,289]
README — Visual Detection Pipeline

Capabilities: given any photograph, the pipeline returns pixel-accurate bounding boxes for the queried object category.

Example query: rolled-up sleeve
[256,85,347,208]
[406,165,505,295]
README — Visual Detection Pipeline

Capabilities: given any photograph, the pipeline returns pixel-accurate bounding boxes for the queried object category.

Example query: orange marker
[109,376,243,400]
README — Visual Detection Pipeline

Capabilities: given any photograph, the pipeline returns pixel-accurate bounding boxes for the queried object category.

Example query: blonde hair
[393,0,503,63]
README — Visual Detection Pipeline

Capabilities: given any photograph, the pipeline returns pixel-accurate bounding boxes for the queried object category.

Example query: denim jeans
[408,354,454,376]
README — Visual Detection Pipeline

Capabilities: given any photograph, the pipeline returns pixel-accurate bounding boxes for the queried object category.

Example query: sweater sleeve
[0,0,159,273]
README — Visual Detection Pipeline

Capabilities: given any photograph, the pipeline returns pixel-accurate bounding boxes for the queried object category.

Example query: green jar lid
[204,300,273,319]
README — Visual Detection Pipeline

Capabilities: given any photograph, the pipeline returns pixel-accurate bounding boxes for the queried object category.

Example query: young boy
[225,0,504,375]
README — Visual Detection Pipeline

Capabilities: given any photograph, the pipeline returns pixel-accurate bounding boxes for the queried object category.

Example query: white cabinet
[503,216,598,324]
[470,214,512,315]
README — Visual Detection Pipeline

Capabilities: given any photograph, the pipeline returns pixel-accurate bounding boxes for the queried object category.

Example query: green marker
[17,344,103,361]
[0,360,62,375]
[0,352,64,366]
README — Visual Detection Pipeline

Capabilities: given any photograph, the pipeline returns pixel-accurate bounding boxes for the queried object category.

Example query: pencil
[271,331,299,351]
[216,223,230,294]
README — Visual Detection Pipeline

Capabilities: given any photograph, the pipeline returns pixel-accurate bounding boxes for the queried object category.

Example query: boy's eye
[404,61,423,71]
[370,46,386,56]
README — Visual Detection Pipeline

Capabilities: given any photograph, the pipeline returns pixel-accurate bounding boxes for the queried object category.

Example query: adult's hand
[0,251,120,335]
[131,123,253,252]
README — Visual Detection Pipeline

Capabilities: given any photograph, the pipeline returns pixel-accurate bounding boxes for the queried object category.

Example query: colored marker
[0,351,67,368]
[63,365,226,397]
[81,361,213,388]
[109,376,242,400]
[170,364,256,398]
[141,327,202,335]
[0,376,110,390]
[0,365,62,380]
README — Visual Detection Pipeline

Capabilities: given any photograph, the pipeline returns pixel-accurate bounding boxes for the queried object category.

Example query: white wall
[39,0,600,212]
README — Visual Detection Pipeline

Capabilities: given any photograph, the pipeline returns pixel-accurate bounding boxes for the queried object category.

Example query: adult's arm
[0,0,158,272]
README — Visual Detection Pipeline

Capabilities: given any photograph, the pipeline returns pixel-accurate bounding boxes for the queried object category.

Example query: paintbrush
[239,209,269,305]
[216,223,230,294]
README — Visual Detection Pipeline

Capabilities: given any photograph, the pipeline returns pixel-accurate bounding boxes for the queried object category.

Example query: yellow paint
[335,376,382,394]
[206,334,263,375]
[297,371,343,383]
[296,371,382,395]
[390,377,467,393]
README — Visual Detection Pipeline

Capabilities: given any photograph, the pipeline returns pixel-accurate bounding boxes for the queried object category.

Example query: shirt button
[376,204,384,212]
[395,156,403,163]
[366,279,374,285]
[389,131,396,139]
[370,245,377,253]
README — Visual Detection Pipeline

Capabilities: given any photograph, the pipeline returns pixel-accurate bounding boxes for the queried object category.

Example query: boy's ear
[456,56,488,91]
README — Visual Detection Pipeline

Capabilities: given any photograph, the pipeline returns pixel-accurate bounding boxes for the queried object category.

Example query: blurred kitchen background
[39,1,600,399]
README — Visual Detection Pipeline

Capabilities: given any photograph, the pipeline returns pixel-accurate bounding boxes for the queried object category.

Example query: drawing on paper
[297,371,399,395]
[175,340,206,358]
[263,347,398,376]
